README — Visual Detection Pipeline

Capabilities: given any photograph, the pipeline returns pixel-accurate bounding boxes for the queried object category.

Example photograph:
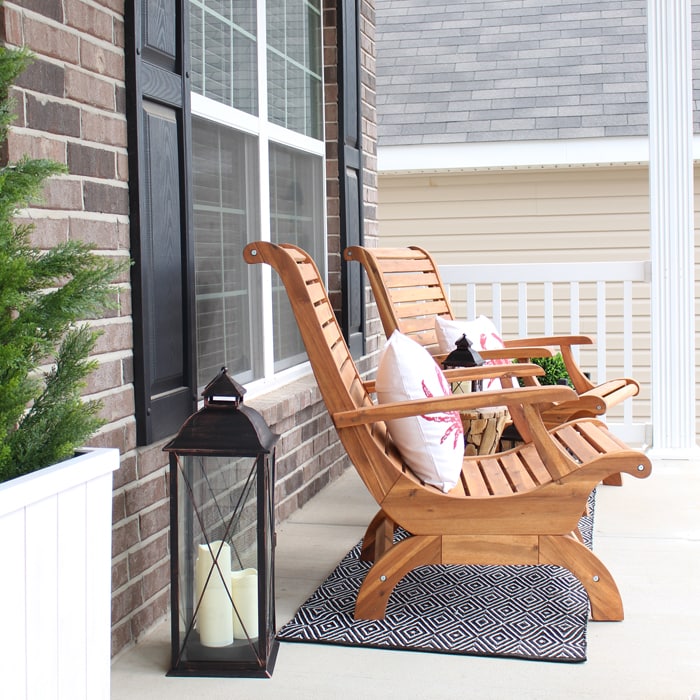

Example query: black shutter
[126,0,196,444]
[337,0,365,357]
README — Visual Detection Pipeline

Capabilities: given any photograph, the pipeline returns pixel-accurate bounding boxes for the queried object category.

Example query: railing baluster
[596,280,607,384]
[570,281,580,365]
[518,282,527,337]
[544,282,554,336]
[492,284,502,332]
[438,260,649,443]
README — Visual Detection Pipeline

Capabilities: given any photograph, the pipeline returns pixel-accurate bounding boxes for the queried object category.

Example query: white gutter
[377,135,700,173]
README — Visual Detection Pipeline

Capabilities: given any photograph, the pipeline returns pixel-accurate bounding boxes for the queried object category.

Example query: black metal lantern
[442,333,485,391]
[164,367,279,678]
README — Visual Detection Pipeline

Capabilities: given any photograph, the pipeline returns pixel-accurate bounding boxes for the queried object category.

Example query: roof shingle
[375,0,678,146]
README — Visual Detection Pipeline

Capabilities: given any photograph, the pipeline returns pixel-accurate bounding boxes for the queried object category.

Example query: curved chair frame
[244,241,651,622]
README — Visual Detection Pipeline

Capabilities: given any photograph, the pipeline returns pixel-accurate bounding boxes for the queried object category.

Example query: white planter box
[0,448,119,700]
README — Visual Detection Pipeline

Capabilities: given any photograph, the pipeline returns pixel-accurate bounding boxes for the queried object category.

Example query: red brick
[15,58,64,97]
[99,0,125,13]
[25,93,81,137]
[116,151,129,180]
[80,39,125,80]
[93,318,133,354]
[111,620,131,658]
[87,417,136,454]
[25,216,70,248]
[85,357,123,394]
[112,517,139,556]
[127,532,169,578]
[130,591,169,642]
[114,15,125,49]
[65,0,113,43]
[81,109,127,147]
[68,216,123,248]
[1,5,24,46]
[124,473,167,517]
[40,177,83,210]
[68,141,116,178]
[142,561,170,600]
[117,287,132,318]
[137,444,169,479]
[18,0,64,21]
[6,131,66,163]
[83,180,129,215]
[111,581,143,624]
[24,17,79,63]
[112,490,125,523]
[98,385,135,424]
[66,66,115,110]
[139,501,170,540]
[112,556,129,590]
[113,454,137,490]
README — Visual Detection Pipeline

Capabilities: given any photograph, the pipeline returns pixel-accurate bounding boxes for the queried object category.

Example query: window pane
[193,118,261,387]
[269,143,324,369]
[189,0,258,115]
[266,0,322,138]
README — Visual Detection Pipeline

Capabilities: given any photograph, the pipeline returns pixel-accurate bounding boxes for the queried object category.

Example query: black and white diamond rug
[277,493,595,663]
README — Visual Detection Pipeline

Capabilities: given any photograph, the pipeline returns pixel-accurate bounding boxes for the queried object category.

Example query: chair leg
[539,534,624,621]
[355,535,441,620]
[602,473,623,486]
[360,510,395,562]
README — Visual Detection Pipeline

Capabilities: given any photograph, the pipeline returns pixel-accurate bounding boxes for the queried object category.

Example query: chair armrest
[362,363,545,394]
[503,335,594,348]
[503,336,596,393]
[480,346,554,361]
[334,385,576,428]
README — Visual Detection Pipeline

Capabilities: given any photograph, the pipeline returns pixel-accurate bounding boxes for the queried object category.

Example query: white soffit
[378,136,700,174]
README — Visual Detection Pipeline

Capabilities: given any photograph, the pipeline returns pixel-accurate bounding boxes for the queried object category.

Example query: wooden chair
[244,241,651,622]
[344,245,640,428]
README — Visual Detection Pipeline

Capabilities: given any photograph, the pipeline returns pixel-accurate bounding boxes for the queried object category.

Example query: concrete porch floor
[111,458,700,700]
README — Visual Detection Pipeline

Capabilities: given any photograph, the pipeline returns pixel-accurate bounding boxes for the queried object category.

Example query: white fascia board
[378,135,700,173]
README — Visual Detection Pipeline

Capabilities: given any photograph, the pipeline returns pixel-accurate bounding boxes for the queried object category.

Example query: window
[127,0,363,445]
[192,120,260,386]
[190,0,325,390]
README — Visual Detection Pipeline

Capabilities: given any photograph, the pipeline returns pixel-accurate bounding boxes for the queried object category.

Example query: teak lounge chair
[244,241,651,622]
[344,245,640,428]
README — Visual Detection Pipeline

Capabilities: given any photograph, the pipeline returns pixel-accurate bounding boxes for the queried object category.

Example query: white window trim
[190,0,327,390]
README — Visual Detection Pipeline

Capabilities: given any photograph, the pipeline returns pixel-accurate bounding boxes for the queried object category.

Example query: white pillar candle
[231,568,258,639]
[194,540,233,647]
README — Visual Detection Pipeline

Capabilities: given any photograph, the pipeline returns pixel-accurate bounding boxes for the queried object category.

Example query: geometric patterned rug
[277,493,595,663]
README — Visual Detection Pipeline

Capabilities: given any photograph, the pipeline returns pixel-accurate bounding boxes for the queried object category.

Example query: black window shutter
[338,0,365,357]
[126,0,196,445]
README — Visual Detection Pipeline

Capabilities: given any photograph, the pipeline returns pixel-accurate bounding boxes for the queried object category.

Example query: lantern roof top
[442,334,485,369]
[163,368,279,455]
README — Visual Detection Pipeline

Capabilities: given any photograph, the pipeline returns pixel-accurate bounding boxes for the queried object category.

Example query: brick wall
[3,0,379,660]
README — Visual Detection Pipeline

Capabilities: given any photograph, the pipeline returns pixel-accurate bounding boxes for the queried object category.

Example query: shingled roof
[376,0,692,146]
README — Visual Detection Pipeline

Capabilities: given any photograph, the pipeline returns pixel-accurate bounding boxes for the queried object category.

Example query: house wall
[2,0,378,659]
[377,165,699,437]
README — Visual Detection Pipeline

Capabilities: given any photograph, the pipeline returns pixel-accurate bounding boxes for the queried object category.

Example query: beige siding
[378,167,651,263]
[377,164,700,440]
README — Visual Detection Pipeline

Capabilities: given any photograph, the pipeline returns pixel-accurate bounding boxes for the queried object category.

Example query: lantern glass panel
[173,452,268,666]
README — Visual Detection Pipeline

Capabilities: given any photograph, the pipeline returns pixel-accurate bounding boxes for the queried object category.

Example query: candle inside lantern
[231,568,258,639]
[195,540,234,647]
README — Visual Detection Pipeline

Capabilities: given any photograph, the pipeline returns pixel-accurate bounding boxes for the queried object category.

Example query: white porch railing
[438,260,652,445]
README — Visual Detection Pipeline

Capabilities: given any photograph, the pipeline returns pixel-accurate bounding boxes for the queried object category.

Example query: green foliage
[526,353,572,387]
[0,46,128,482]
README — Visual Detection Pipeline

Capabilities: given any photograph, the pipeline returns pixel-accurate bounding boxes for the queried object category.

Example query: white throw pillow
[375,331,464,493]
[435,315,509,390]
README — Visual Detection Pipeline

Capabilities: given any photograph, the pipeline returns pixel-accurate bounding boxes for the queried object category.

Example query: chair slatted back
[243,242,405,503]
[345,245,453,354]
